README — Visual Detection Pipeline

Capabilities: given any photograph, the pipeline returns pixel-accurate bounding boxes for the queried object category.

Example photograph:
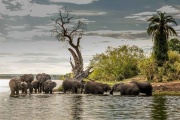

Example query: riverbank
[152,81,180,96]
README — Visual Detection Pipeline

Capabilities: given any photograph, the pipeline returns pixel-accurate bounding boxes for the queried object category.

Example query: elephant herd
[62,79,153,96]
[9,73,57,96]
[9,74,153,96]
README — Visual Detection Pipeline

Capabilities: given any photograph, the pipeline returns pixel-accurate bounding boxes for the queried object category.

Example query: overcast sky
[0,0,180,74]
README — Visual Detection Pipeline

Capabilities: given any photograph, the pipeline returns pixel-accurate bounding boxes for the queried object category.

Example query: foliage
[57,85,63,91]
[168,38,180,53]
[147,12,177,66]
[138,57,157,81]
[139,50,180,82]
[88,45,145,81]
[59,73,73,80]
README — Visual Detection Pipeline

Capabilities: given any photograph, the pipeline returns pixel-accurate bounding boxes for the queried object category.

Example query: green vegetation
[168,38,180,53]
[59,73,73,80]
[88,45,145,81]
[147,12,177,66]
[139,50,180,82]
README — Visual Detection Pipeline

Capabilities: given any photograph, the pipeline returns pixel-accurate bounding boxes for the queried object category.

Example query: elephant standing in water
[130,81,153,96]
[20,74,34,93]
[36,73,51,93]
[21,82,28,94]
[31,80,39,93]
[62,79,85,94]
[43,80,57,94]
[9,78,22,96]
[110,83,139,96]
[84,80,111,94]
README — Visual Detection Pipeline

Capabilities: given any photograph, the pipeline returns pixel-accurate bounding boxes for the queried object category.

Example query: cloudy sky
[0,0,180,74]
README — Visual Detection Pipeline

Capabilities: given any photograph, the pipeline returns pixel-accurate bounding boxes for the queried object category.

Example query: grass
[153,91,180,96]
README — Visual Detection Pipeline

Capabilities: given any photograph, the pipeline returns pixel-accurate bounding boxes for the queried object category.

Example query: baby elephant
[110,83,140,96]
[84,80,111,94]
[130,81,153,96]
[21,82,28,94]
[43,80,57,94]
[62,79,85,94]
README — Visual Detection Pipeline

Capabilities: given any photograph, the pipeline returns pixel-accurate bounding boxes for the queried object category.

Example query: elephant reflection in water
[151,96,167,120]
[71,95,83,119]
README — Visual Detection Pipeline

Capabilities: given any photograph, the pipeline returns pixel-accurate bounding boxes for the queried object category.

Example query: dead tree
[51,8,93,80]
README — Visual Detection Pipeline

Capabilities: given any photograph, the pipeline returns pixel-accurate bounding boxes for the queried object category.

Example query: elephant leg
[50,90,52,94]
[75,88,78,94]
[11,89,15,96]
[146,91,152,96]
[25,90,27,94]
[80,88,83,94]
[30,88,33,94]
[16,89,19,95]
[63,88,66,93]
[110,90,113,95]
[42,84,45,92]
[35,88,37,93]
[72,87,76,94]
[39,84,42,93]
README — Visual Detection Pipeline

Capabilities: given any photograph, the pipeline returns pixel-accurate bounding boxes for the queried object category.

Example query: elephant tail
[110,90,113,95]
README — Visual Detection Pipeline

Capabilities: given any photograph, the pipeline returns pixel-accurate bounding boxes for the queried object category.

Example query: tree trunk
[69,47,93,81]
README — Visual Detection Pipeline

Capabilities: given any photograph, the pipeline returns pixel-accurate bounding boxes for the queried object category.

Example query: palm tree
[147,12,178,66]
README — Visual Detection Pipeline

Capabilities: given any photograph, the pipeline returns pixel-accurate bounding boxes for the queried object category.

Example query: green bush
[138,57,157,81]
[89,45,145,81]
[138,50,180,82]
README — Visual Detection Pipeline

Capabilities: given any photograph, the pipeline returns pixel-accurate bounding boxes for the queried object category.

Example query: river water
[0,79,180,120]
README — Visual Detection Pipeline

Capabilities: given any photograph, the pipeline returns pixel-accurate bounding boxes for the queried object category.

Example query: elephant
[130,81,153,96]
[20,74,34,83]
[20,81,33,94]
[43,80,57,94]
[36,73,51,93]
[9,78,22,96]
[31,80,40,93]
[21,82,28,94]
[62,79,85,94]
[84,80,111,94]
[110,83,140,96]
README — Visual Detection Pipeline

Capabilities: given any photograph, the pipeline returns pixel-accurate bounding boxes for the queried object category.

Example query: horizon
[0,0,180,74]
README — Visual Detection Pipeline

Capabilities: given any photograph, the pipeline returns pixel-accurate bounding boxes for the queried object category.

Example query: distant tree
[168,38,180,53]
[51,8,93,80]
[147,12,178,66]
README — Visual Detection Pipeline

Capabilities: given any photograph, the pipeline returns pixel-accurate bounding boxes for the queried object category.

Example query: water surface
[0,79,180,120]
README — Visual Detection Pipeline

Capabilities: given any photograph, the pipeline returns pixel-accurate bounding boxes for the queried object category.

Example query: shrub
[89,45,145,81]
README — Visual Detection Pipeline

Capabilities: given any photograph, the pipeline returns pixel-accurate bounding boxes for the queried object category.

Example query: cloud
[50,0,98,5]
[21,53,57,57]
[125,11,156,22]
[72,18,95,24]
[174,25,180,31]
[6,24,30,30]
[157,6,179,13]
[34,25,54,31]
[133,12,156,16]
[0,0,62,17]
[7,29,51,40]
[85,30,149,40]
[17,57,68,63]
[70,11,106,16]
[0,34,6,42]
